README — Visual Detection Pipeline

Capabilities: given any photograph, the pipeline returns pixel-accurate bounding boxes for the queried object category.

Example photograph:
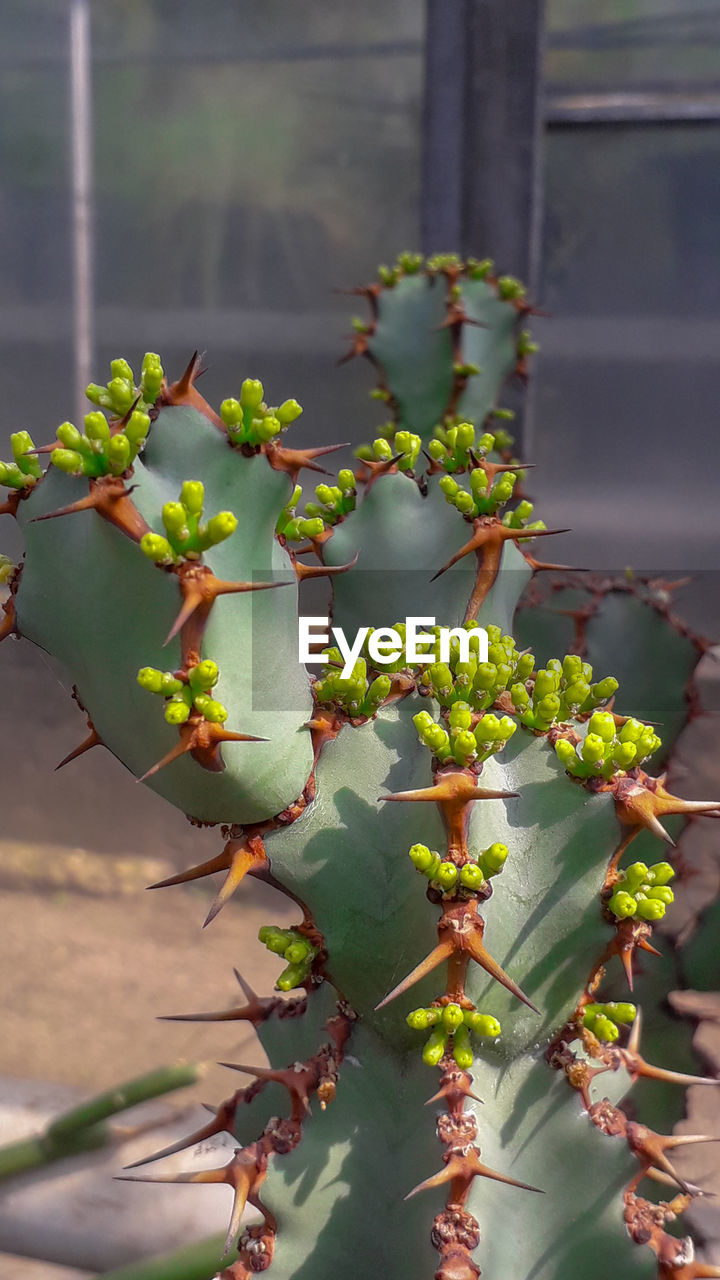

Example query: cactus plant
[2,255,719,1280]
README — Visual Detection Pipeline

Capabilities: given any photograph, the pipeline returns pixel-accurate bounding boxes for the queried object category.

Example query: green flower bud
[452,1024,474,1069]
[165,699,191,725]
[276,398,302,425]
[160,672,184,695]
[285,939,311,964]
[608,890,637,919]
[454,490,475,515]
[259,925,293,955]
[240,379,264,410]
[511,683,530,712]
[591,676,619,704]
[459,863,486,891]
[428,439,446,462]
[110,357,134,383]
[513,655,534,685]
[188,659,219,691]
[636,897,666,921]
[141,352,164,401]
[220,398,243,429]
[648,885,674,904]
[84,412,111,442]
[439,475,460,499]
[199,698,228,724]
[107,376,135,412]
[624,862,649,889]
[606,1002,636,1024]
[180,480,205,515]
[140,532,174,564]
[483,842,509,875]
[85,382,112,408]
[456,422,474,450]
[276,964,308,992]
[297,517,324,538]
[409,843,434,873]
[649,862,675,886]
[452,729,477,765]
[137,666,164,694]
[536,693,561,724]
[468,1012,502,1038]
[407,1008,436,1031]
[422,1026,448,1067]
[555,739,577,769]
[162,501,190,539]
[449,701,473,731]
[435,861,459,892]
[51,449,85,474]
[592,1014,619,1042]
[204,511,239,546]
[107,433,131,473]
[441,1003,465,1032]
[613,742,637,770]
[562,654,583,680]
[56,422,83,451]
[588,711,616,743]
[534,669,559,700]
[582,734,606,766]
[124,410,150,448]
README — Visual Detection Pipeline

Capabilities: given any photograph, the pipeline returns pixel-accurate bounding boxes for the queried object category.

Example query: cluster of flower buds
[607,861,675,922]
[414,705,516,767]
[582,1001,636,1043]
[139,481,237,565]
[420,623,534,714]
[354,431,421,473]
[313,652,391,719]
[426,420,491,473]
[514,655,618,732]
[258,925,318,991]
[376,250,425,285]
[220,378,302,448]
[439,467,528,521]
[409,841,508,894]
[137,658,228,726]
[86,354,164,417]
[0,431,42,490]
[302,472,357,526]
[0,554,14,584]
[276,485,325,542]
[50,409,151,479]
[555,713,662,781]
[407,1003,502,1068]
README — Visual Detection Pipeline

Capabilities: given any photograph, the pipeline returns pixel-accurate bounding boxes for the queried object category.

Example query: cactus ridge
[1,253,718,1280]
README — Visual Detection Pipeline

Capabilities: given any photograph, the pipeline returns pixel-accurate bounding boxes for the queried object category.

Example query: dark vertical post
[422,0,546,447]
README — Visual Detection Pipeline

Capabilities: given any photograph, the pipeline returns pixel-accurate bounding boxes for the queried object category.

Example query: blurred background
[0,2,719,1275]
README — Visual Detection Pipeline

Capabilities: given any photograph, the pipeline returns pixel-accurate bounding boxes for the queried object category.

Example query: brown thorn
[375,941,454,1011]
[161,351,225,430]
[203,836,269,928]
[294,552,359,582]
[264,441,350,484]
[462,925,539,1014]
[405,1150,542,1201]
[164,569,290,649]
[30,476,150,543]
[54,721,102,770]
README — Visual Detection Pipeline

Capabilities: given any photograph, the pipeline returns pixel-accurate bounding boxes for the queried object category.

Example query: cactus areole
[2,257,719,1280]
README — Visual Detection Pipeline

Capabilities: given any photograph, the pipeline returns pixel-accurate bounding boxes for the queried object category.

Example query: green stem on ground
[0,1061,204,1182]
[97,1234,233,1279]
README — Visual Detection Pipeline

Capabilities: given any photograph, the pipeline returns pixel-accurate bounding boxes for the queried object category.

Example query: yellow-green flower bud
[608,890,637,919]
[468,1012,501,1037]
[636,897,666,922]
[441,1003,465,1031]
[423,1026,448,1067]
[588,711,616,743]
[581,734,606,766]
[648,862,675,886]
[452,1024,474,1069]
[648,885,674,905]
[435,861,459,892]
[240,379,264,410]
[459,863,486,891]
[483,842,509,874]
[140,532,174,564]
[51,449,85,474]
[165,698,191,725]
